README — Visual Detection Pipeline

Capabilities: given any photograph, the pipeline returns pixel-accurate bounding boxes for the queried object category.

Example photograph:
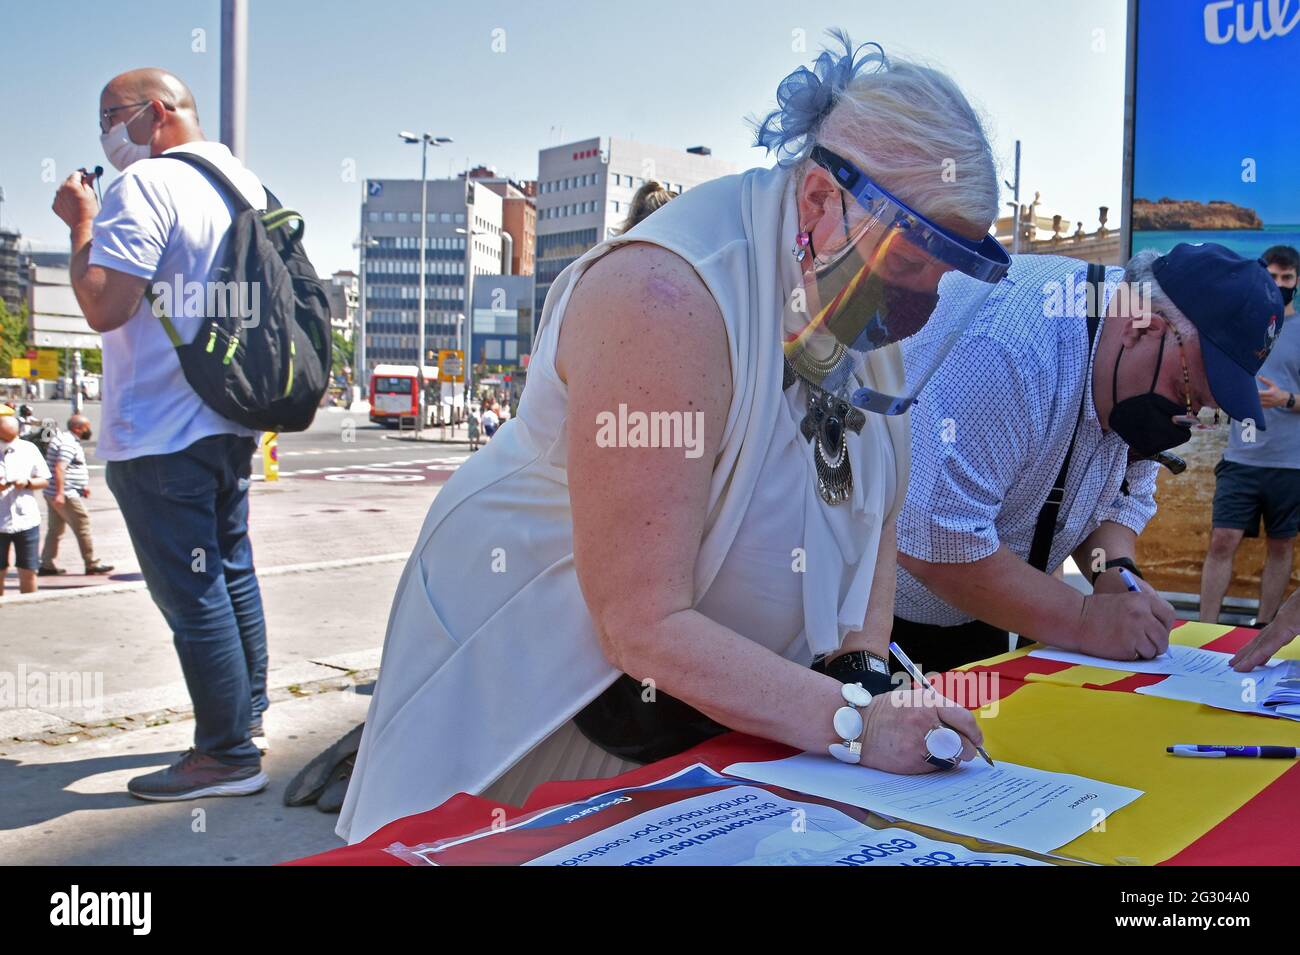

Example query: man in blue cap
[892,242,1284,672]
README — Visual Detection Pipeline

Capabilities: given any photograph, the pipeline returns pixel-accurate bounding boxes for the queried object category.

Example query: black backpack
[144,152,331,433]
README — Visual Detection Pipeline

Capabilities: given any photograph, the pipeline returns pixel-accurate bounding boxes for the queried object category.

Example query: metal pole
[1009,139,1021,256]
[219,0,248,161]
[71,349,83,415]
[357,232,369,401]
[418,140,429,437]
[463,201,474,426]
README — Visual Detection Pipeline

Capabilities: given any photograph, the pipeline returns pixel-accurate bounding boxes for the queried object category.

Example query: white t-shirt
[0,438,52,533]
[89,141,265,461]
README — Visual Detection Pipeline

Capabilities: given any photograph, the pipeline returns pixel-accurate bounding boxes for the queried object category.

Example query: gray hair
[1120,248,1200,346]
[812,60,1000,235]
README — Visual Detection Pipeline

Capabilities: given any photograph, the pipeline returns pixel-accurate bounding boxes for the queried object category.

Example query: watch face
[867,654,889,675]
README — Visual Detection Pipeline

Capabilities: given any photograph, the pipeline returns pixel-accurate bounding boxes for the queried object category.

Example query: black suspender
[1027,262,1107,573]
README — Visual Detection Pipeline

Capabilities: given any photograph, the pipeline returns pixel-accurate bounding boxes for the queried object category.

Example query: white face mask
[99,105,153,171]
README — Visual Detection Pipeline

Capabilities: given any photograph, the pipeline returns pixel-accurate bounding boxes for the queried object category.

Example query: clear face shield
[784,146,1011,414]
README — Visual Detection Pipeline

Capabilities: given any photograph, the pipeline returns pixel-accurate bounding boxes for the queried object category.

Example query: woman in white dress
[339,32,1012,844]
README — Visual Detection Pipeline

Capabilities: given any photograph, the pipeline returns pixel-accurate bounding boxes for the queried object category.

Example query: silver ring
[923,726,962,770]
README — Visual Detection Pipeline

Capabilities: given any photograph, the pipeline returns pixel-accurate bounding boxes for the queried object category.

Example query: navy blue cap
[1151,243,1285,427]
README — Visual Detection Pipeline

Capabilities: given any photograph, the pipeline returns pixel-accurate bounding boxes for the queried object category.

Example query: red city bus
[369,363,420,427]
[369,363,465,427]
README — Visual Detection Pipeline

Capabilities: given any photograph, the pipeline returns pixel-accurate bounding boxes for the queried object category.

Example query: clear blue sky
[0,0,1127,275]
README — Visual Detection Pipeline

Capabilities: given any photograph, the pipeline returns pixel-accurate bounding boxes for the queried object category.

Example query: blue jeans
[106,434,267,765]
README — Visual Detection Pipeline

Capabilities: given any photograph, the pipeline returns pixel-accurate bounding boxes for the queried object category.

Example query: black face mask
[1109,332,1192,457]
[1281,285,1296,307]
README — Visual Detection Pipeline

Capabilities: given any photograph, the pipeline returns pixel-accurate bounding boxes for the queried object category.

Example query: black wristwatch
[1287,392,1296,410]
[812,650,895,696]
[1090,556,1144,585]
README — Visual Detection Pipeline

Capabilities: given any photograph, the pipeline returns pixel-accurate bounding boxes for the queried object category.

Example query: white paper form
[723,754,1142,854]
[1135,664,1300,721]
[1028,644,1260,679]
[1025,644,1300,720]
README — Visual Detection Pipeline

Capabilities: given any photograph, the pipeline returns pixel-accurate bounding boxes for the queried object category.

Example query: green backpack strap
[262,208,305,242]
[144,285,183,347]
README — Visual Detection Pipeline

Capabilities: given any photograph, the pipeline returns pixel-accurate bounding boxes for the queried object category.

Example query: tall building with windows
[467,166,536,277]
[359,178,505,384]
[0,227,26,314]
[325,270,359,342]
[471,274,533,371]
[533,138,737,315]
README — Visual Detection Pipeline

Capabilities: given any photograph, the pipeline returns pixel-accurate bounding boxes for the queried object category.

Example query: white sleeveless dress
[337,164,911,843]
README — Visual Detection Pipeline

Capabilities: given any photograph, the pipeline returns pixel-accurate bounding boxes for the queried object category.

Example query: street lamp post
[455,224,486,432]
[352,232,378,401]
[399,130,452,435]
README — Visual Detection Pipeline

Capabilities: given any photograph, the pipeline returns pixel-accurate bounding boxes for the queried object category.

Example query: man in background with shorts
[1,413,52,596]
[1200,245,1300,625]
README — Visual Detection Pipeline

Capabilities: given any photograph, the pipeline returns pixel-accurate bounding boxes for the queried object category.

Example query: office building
[533,138,737,315]
[359,177,506,384]
[471,274,533,370]
[0,227,26,314]
[467,166,536,277]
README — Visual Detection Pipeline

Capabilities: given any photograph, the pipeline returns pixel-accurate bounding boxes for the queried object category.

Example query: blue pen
[1116,567,1143,593]
[1168,745,1299,759]
[888,641,994,767]
[1116,567,1174,662]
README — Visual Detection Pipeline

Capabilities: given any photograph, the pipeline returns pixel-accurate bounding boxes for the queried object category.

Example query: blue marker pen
[1167,745,1300,759]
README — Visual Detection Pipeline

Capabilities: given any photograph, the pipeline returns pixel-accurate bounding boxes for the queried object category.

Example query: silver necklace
[784,357,865,505]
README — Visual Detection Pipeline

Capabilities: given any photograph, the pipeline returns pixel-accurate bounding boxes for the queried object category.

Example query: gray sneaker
[128,749,269,801]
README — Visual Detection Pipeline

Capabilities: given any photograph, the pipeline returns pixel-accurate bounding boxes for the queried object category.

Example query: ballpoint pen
[889,641,995,767]
[1168,745,1299,758]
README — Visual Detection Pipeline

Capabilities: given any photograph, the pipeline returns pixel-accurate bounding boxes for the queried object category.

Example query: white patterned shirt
[44,430,90,498]
[895,254,1159,627]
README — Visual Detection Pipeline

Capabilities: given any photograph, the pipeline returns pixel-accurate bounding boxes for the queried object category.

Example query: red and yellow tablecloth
[291,622,1300,866]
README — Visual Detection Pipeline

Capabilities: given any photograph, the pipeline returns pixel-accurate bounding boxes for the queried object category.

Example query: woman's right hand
[857,687,984,774]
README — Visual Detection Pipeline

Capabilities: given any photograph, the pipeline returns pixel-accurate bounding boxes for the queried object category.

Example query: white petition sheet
[1027,644,1262,679]
[724,754,1142,854]
[1135,673,1300,721]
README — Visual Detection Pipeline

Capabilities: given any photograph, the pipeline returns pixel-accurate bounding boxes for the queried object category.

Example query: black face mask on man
[1108,331,1192,457]
[1280,285,1296,307]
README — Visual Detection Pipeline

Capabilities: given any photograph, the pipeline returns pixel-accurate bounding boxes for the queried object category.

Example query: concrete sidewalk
[0,688,371,864]
[0,559,401,741]
[2,458,446,597]
[0,558,404,864]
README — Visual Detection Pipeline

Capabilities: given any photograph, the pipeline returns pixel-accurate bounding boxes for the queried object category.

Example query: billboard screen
[1128,0,1300,607]
[1130,0,1300,259]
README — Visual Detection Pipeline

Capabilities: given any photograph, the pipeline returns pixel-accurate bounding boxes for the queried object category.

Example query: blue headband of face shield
[809,146,1011,282]
[791,146,1011,414]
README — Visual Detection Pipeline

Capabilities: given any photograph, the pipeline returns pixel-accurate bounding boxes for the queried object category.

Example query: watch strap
[813,651,894,696]
[1091,556,1144,585]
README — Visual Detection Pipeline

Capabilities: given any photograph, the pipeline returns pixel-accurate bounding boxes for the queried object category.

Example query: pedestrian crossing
[252,455,470,480]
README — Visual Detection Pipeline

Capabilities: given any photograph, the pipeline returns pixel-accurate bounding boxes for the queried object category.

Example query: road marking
[251,455,468,481]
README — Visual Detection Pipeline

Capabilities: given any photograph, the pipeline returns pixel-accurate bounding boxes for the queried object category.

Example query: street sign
[34,350,58,379]
[438,349,464,382]
[10,358,31,378]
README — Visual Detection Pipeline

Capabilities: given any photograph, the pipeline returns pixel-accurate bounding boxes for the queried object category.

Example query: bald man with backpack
[53,68,329,801]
